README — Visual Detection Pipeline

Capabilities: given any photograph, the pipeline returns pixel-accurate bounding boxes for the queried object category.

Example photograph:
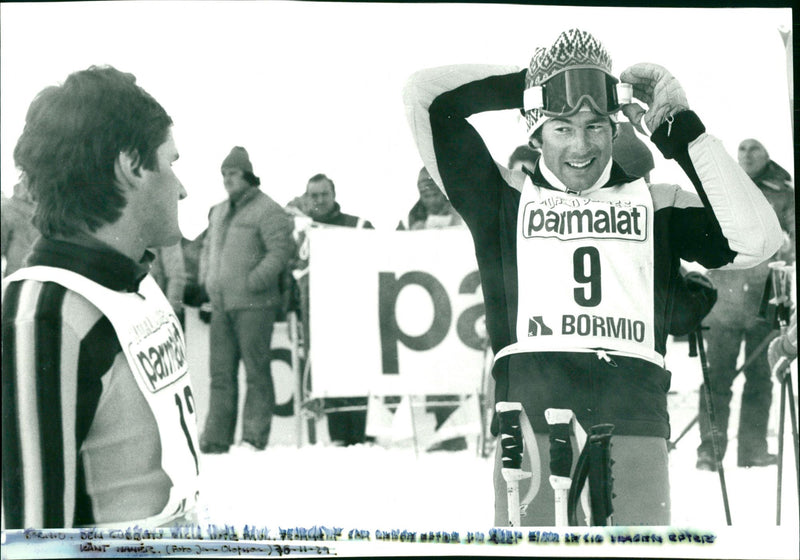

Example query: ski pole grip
[496,402,525,470]
[545,408,573,478]
[587,423,615,526]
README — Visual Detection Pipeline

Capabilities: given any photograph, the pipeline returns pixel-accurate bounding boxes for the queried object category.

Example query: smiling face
[538,109,614,192]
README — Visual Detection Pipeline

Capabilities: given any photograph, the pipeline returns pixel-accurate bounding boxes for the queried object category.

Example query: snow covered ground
[184,309,799,558]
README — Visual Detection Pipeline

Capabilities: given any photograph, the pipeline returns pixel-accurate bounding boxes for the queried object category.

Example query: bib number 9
[573,246,601,307]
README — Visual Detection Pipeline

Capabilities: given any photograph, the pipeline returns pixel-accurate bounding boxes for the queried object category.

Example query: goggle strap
[523,86,544,112]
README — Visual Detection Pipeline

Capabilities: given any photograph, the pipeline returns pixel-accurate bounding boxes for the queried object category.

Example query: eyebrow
[550,116,609,125]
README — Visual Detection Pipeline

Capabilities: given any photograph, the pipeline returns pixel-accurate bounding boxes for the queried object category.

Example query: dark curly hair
[13,65,173,237]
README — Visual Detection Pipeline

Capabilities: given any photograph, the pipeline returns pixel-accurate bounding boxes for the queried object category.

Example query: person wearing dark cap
[695,138,795,471]
[404,28,782,525]
[199,147,296,453]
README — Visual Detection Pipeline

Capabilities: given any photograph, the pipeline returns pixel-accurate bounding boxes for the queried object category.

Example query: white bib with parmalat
[498,176,663,367]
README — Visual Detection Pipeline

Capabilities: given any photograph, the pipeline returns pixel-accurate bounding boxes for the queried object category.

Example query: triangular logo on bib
[528,316,553,336]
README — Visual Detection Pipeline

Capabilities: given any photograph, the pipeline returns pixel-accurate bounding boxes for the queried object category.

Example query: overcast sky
[1,2,793,238]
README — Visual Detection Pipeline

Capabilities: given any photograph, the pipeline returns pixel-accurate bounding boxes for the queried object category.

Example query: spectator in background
[401,167,464,230]
[399,167,468,451]
[199,147,295,453]
[287,173,374,446]
[301,173,374,228]
[697,138,795,471]
[612,121,655,181]
[181,230,210,309]
[1,176,39,277]
[150,242,187,325]
[507,144,541,173]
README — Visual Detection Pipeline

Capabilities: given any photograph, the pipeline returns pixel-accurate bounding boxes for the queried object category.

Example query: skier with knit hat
[403,28,783,525]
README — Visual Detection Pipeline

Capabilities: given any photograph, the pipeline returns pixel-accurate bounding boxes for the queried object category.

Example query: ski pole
[694,326,732,525]
[567,423,615,526]
[668,331,775,452]
[496,402,532,527]
[545,408,574,526]
[769,261,797,525]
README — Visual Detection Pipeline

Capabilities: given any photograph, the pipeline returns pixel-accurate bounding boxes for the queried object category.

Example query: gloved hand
[768,334,796,381]
[619,63,689,136]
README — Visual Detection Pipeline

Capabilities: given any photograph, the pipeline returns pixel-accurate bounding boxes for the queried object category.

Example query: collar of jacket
[526,160,640,193]
[313,201,343,224]
[752,160,792,192]
[228,185,260,209]
[26,236,153,292]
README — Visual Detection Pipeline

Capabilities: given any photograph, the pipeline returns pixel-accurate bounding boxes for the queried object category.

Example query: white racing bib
[8,265,200,526]
[498,177,663,367]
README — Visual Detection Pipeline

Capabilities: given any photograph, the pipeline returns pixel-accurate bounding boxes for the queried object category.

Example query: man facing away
[199,147,295,453]
[403,28,782,525]
[2,65,197,528]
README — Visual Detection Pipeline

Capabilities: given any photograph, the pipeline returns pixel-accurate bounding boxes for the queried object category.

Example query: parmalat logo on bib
[522,197,647,241]
[129,319,188,392]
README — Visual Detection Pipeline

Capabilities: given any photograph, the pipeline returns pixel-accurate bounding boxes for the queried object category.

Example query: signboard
[308,227,487,397]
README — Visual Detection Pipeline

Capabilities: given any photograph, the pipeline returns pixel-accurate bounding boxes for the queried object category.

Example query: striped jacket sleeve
[2,279,118,528]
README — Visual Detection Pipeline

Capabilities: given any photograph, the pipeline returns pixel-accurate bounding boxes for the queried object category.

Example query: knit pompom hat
[221,146,253,173]
[523,29,615,135]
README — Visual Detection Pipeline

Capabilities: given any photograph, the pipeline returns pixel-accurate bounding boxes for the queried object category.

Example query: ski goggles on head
[524,68,632,117]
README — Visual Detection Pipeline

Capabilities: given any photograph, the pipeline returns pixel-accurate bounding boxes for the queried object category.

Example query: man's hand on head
[620,63,689,136]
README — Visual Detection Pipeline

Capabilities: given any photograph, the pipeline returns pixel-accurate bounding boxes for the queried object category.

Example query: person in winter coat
[301,173,374,228]
[405,166,464,231]
[403,28,783,526]
[1,177,39,277]
[199,147,296,453]
[149,241,187,324]
[287,173,375,446]
[696,138,795,471]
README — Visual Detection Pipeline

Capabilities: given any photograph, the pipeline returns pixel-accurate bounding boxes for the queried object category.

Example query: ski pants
[697,317,775,461]
[493,432,670,526]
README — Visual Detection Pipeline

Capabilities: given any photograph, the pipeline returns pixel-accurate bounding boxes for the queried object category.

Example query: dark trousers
[202,306,277,449]
[326,398,368,445]
[698,318,775,461]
